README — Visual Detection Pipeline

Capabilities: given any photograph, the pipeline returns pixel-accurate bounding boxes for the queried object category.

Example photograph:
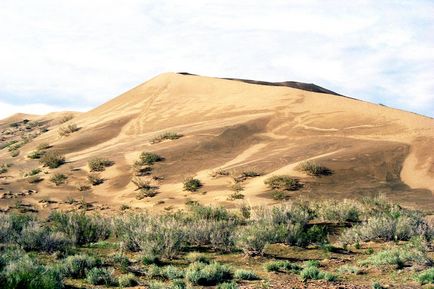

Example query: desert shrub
[132,178,158,198]
[162,265,185,280]
[230,182,244,193]
[27,150,45,159]
[359,239,431,268]
[415,268,434,285]
[7,142,24,152]
[299,265,336,282]
[58,123,79,137]
[186,219,236,252]
[50,173,68,186]
[88,158,114,172]
[19,222,72,253]
[137,152,163,165]
[186,252,210,264]
[142,254,161,265]
[186,261,232,286]
[148,281,167,289]
[264,260,300,273]
[10,150,19,157]
[337,264,362,275]
[40,151,65,168]
[298,161,332,176]
[271,190,287,201]
[134,165,153,176]
[36,142,50,150]
[49,211,111,245]
[86,267,117,286]
[235,222,286,256]
[264,175,301,191]
[1,140,18,150]
[316,199,362,223]
[229,192,244,200]
[76,183,91,191]
[24,168,42,177]
[88,173,104,185]
[62,254,101,278]
[217,282,239,289]
[118,273,138,287]
[189,204,232,221]
[210,169,230,178]
[2,255,63,289]
[183,177,202,192]
[234,269,259,280]
[59,113,74,123]
[0,163,9,174]
[27,175,43,183]
[340,208,431,244]
[151,132,183,144]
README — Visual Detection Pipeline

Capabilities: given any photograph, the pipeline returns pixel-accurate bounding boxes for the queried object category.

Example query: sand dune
[1,73,433,213]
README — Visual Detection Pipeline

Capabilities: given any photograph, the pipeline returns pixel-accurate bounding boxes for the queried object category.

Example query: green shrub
[2,256,63,289]
[185,261,232,286]
[183,177,202,192]
[162,265,185,280]
[316,199,362,223]
[40,151,65,168]
[10,150,19,157]
[142,254,161,265]
[50,173,68,186]
[88,158,114,172]
[0,163,9,174]
[86,267,117,286]
[229,192,244,200]
[151,132,183,144]
[415,268,434,285]
[27,150,45,159]
[118,273,138,287]
[264,260,300,273]
[19,223,72,253]
[24,168,42,177]
[49,211,111,245]
[88,173,104,185]
[148,281,167,289]
[186,252,210,264]
[271,190,287,200]
[337,264,362,275]
[234,269,259,280]
[235,222,286,256]
[132,178,158,198]
[299,266,336,282]
[189,204,231,221]
[372,282,383,289]
[217,281,239,289]
[62,254,101,278]
[112,254,130,273]
[264,175,301,191]
[298,161,332,176]
[137,152,163,165]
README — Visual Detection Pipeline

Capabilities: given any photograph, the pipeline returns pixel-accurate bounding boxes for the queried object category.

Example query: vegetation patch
[50,173,68,186]
[136,152,163,166]
[88,158,114,172]
[151,132,183,144]
[58,123,79,137]
[264,175,302,191]
[298,161,332,176]
[40,151,65,168]
[183,177,202,192]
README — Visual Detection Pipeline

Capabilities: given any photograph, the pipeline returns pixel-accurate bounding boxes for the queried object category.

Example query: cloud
[0,0,433,117]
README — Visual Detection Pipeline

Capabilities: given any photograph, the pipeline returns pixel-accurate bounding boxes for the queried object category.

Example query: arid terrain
[0,73,433,289]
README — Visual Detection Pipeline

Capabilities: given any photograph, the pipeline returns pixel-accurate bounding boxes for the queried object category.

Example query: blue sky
[0,0,433,118]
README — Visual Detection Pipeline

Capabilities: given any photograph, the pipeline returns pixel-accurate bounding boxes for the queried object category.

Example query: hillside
[0,72,433,214]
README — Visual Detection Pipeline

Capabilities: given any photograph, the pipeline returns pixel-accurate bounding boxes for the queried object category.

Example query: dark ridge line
[177,72,341,96]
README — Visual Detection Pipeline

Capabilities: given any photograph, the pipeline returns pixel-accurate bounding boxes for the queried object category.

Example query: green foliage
[264,260,300,273]
[49,211,111,245]
[264,175,301,191]
[183,177,202,192]
[299,265,337,282]
[271,190,287,200]
[298,161,332,176]
[161,265,185,280]
[234,269,259,280]
[316,199,362,223]
[118,273,138,287]
[40,151,65,168]
[217,281,239,289]
[27,150,45,159]
[337,264,362,275]
[2,255,63,289]
[132,177,158,198]
[189,204,231,221]
[19,223,72,253]
[86,267,117,286]
[186,252,210,264]
[137,152,163,165]
[0,163,9,174]
[49,173,68,186]
[235,222,286,256]
[24,168,41,177]
[88,158,114,172]
[151,132,183,144]
[415,268,434,285]
[185,261,232,286]
[62,254,101,278]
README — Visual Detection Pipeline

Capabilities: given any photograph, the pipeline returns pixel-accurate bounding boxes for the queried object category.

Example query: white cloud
[0,0,433,117]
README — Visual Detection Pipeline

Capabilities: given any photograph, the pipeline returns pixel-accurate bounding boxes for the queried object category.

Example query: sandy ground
[1,73,433,214]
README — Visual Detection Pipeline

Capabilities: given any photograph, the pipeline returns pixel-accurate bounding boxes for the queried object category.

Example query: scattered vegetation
[136,152,163,166]
[88,158,114,172]
[298,161,332,176]
[183,177,202,192]
[40,151,65,168]
[415,267,434,285]
[132,178,158,198]
[88,173,104,185]
[264,175,302,191]
[50,173,68,186]
[150,132,183,144]
[0,163,10,174]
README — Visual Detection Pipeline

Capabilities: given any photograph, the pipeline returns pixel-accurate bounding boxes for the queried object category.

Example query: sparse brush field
[0,198,432,288]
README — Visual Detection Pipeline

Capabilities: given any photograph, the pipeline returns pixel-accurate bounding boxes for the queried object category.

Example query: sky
[0,0,433,119]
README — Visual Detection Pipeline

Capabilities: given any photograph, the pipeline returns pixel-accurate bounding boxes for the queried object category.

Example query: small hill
[0,72,433,214]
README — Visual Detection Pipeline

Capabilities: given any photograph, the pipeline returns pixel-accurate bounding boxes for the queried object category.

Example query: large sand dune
[1,73,433,213]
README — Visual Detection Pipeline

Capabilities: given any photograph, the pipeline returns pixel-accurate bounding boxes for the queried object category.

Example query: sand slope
[1,73,433,213]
